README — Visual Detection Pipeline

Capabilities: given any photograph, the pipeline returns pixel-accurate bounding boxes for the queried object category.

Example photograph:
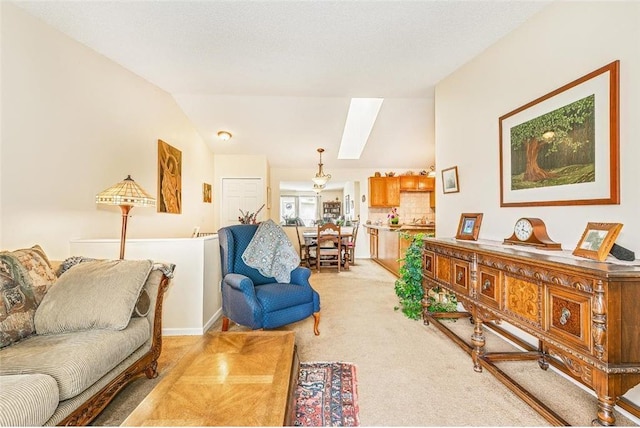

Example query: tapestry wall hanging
[157,139,182,214]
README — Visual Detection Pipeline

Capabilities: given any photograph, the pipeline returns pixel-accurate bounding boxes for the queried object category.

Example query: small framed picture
[573,222,623,261]
[203,183,212,203]
[267,186,272,209]
[456,213,483,241]
[442,166,459,194]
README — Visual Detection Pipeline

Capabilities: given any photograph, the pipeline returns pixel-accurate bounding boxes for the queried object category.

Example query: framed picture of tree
[499,61,619,207]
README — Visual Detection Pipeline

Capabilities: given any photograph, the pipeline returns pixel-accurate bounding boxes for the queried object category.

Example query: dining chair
[295,224,316,268]
[346,221,360,266]
[316,223,341,272]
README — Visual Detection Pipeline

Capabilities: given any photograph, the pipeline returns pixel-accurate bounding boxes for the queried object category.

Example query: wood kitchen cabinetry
[365,225,435,277]
[422,238,640,426]
[368,177,400,207]
[399,175,435,192]
[368,227,378,259]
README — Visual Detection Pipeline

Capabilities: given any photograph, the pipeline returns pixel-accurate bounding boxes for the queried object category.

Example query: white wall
[434,0,640,408]
[213,154,269,231]
[0,3,215,260]
[435,1,639,252]
[70,236,222,335]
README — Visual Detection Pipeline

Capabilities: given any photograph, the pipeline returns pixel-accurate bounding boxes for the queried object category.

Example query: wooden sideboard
[421,238,640,426]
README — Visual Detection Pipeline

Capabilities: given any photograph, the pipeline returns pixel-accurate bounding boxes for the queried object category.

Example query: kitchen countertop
[364,223,435,231]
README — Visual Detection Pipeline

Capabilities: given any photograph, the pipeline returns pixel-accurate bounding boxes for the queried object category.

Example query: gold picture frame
[456,213,483,241]
[203,183,212,203]
[573,222,622,262]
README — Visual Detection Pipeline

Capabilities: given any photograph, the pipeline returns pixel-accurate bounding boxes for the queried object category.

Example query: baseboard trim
[162,310,222,336]
[203,308,223,333]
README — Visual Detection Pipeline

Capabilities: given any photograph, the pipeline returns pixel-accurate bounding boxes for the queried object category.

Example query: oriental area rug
[294,362,360,427]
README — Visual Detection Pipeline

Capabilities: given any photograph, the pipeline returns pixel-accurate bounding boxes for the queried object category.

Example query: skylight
[338,98,384,159]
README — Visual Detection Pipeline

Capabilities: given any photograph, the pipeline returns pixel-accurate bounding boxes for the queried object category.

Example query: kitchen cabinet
[365,225,435,276]
[399,175,435,192]
[368,227,378,259]
[368,177,400,207]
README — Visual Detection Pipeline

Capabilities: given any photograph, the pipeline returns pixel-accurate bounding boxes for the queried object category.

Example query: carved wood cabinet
[422,238,640,426]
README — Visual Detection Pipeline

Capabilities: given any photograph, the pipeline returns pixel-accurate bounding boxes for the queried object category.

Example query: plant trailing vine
[394,232,426,320]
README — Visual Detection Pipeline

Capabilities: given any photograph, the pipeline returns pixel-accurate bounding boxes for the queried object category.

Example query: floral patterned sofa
[0,246,173,426]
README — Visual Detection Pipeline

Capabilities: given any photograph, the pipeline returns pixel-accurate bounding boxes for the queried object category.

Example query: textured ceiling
[15,0,551,173]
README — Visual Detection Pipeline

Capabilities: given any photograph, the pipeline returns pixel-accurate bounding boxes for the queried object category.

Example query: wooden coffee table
[122,331,299,426]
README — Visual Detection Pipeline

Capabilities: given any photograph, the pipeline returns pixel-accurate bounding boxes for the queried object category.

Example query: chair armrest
[290,266,312,285]
[223,273,257,296]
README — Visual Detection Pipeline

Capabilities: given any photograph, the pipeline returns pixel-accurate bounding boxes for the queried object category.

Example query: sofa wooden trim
[57,274,170,426]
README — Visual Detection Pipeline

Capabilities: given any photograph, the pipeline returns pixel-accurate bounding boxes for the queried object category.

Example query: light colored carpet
[93,259,638,426]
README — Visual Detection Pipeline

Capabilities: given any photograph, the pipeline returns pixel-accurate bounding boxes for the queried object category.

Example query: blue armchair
[218,224,321,335]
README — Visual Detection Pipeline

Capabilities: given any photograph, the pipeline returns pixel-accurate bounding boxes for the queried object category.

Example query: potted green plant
[394,232,425,320]
[395,231,458,320]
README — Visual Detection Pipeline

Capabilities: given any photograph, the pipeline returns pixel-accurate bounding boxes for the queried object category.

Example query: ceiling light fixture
[312,184,325,194]
[217,131,232,141]
[312,148,331,187]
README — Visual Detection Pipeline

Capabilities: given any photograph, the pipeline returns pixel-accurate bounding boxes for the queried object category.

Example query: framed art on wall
[499,61,619,207]
[455,213,483,241]
[573,222,622,262]
[157,139,182,214]
[267,186,272,209]
[442,166,459,194]
[203,183,212,203]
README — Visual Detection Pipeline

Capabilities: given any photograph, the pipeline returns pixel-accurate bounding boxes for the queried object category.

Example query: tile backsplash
[367,192,435,224]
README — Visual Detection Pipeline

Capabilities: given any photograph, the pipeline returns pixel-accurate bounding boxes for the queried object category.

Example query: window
[280,195,319,226]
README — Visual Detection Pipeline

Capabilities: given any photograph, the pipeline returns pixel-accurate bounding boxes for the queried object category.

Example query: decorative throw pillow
[34,259,153,334]
[1,245,57,305]
[0,245,57,348]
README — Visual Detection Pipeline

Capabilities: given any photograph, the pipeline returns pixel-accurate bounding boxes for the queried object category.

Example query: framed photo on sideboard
[456,213,483,241]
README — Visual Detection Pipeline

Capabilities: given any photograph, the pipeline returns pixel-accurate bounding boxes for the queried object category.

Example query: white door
[221,178,264,228]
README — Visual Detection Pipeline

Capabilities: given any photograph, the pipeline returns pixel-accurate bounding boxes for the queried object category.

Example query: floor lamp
[96,175,156,259]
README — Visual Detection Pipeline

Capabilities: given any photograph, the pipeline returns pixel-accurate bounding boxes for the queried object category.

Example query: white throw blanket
[242,220,301,283]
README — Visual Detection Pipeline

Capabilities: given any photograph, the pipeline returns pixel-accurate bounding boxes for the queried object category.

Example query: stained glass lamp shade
[96,175,155,259]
